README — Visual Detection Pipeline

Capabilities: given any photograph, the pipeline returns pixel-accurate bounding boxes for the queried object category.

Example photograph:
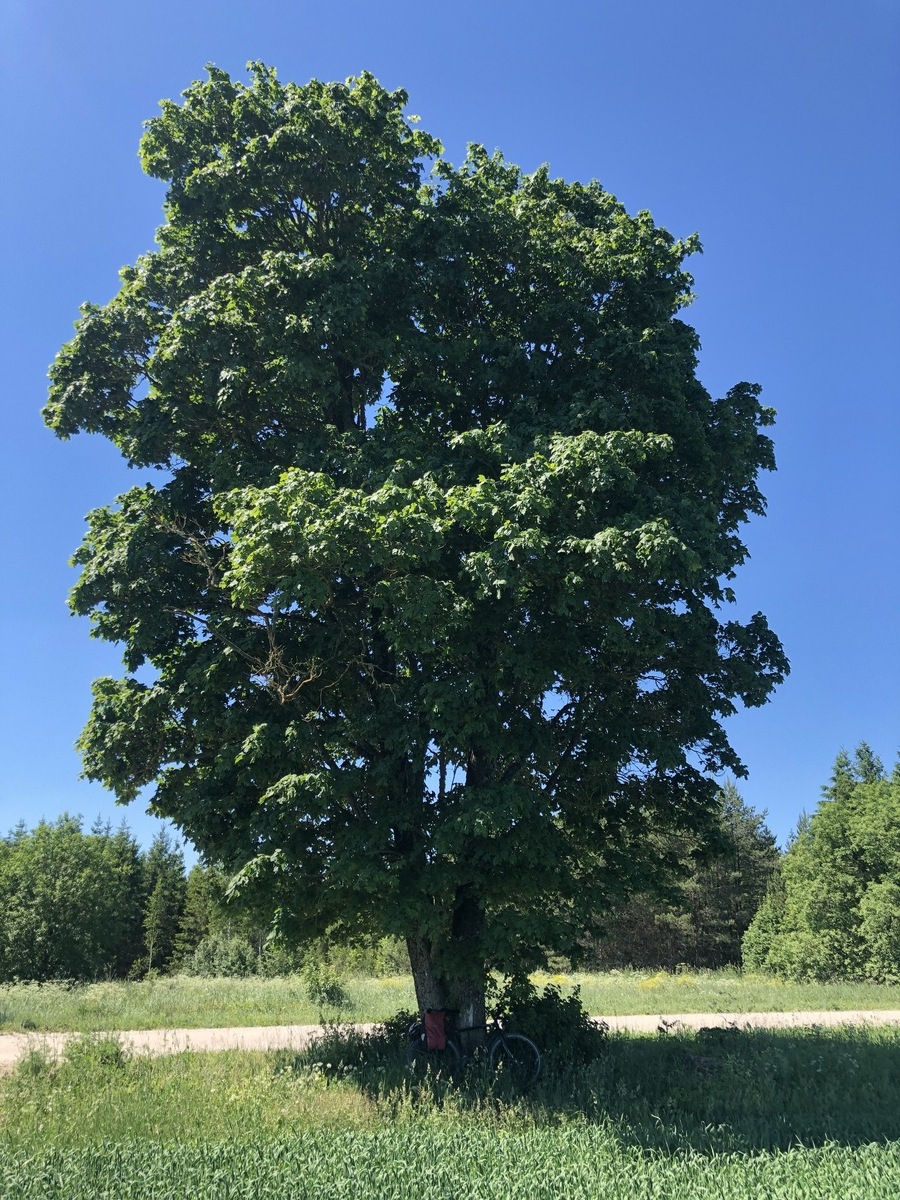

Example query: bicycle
[406,1010,542,1088]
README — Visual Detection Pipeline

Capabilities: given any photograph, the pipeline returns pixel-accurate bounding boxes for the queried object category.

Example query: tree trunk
[406,932,445,1012]
[449,971,487,1054]
[406,739,492,1049]
[448,890,487,1050]
[406,891,487,1051]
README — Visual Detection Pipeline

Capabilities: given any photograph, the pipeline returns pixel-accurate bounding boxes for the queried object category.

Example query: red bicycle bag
[424,1009,447,1050]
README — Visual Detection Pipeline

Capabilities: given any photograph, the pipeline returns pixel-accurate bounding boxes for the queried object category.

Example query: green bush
[185,933,258,978]
[489,976,607,1066]
[310,936,410,978]
[300,959,353,1021]
[256,941,305,978]
[62,1033,129,1072]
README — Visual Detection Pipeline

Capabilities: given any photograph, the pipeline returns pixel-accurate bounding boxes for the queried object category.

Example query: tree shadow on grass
[285,1019,900,1155]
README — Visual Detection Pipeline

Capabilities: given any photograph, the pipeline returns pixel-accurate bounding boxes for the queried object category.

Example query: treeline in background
[1,744,896,986]
[744,744,900,982]
[0,817,409,985]
[594,743,900,983]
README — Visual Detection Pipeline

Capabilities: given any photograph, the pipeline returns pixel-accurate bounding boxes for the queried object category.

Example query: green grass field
[2,968,898,1033]
[1,1020,899,1198]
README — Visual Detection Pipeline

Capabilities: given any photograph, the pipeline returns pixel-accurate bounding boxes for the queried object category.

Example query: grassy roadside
[2,969,899,1034]
[1,1022,899,1198]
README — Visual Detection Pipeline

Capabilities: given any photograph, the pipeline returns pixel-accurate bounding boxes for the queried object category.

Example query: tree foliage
[140,831,186,973]
[588,780,778,969]
[172,862,219,966]
[0,817,144,982]
[0,819,293,982]
[44,65,787,1018]
[743,745,900,981]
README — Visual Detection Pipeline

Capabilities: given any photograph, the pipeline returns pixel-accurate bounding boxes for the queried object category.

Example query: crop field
[2,969,899,1033]
[1,1017,899,1198]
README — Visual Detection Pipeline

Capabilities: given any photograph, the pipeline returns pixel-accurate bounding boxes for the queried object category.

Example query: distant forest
[1,745,896,985]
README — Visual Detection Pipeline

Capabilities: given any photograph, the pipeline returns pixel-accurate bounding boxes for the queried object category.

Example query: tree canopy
[593,780,778,970]
[44,64,787,1021]
[0,817,173,981]
[744,745,900,981]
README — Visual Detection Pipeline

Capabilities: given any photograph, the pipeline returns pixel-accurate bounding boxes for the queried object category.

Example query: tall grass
[6,1022,900,1150]
[1,969,898,1033]
[567,967,900,1016]
[0,973,416,1033]
[2,1023,899,1198]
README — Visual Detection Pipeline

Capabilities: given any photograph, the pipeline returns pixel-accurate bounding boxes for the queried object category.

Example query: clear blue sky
[1,0,897,852]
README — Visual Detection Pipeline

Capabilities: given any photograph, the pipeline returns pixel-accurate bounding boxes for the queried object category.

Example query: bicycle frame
[407,1013,542,1086]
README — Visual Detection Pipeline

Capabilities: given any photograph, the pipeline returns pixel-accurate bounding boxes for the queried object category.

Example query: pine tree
[141,831,186,973]
[172,864,218,965]
[744,743,900,981]
[591,782,778,969]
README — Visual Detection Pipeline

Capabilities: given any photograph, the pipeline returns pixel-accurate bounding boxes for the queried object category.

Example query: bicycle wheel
[488,1032,541,1088]
[406,1028,463,1080]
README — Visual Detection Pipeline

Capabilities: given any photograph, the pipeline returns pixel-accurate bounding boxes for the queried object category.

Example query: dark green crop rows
[3,1130,899,1200]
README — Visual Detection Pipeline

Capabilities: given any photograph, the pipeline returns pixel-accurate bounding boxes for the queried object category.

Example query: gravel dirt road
[3,1009,900,1072]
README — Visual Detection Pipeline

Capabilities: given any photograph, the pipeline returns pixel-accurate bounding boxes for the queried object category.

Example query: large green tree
[45,65,787,1027]
[0,817,144,982]
[744,745,900,981]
